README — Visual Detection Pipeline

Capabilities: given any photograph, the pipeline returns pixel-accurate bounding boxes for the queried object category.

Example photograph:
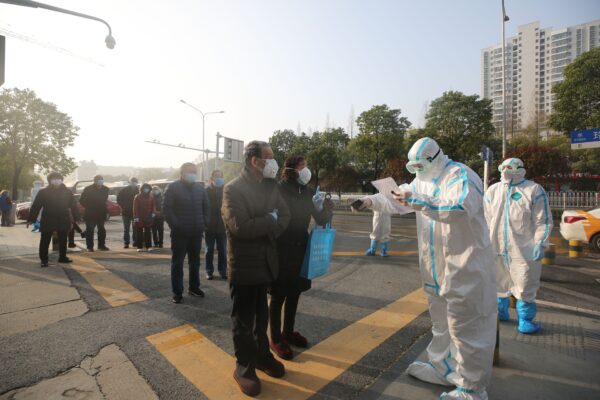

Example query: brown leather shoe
[270,339,293,360]
[233,369,261,397]
[257,357,285,378]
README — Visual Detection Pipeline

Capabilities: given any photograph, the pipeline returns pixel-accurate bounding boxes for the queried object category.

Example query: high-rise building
[481,19,600,138]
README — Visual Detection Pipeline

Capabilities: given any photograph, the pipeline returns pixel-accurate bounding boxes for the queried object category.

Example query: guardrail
[547,191,599,210]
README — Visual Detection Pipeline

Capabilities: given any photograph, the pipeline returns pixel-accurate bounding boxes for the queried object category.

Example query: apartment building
[481,19,600,138]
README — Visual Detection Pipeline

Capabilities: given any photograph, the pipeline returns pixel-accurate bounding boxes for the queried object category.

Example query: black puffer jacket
[117,185,138,217]
[206,184,225,234]
[272,179,331,295]
[28,184,80,232]
[79,184,108,221]
[222,168,290,286]
[163,179,209,236]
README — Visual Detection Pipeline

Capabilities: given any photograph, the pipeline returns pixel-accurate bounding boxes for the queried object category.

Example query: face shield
[499,158,526,182]
[406,148,441,174]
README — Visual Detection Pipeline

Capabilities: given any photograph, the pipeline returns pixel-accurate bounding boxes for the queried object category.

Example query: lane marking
[147,288,428,399]
[536,300,600,317]
[69,255,149,307]
[332,250,418,256]
[540,282,600,304]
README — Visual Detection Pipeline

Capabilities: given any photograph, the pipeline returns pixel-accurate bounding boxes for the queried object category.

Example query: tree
[269,129,298,168]
[424,91,496,165]
[0,88,78,200]
[306,128,349,186]
[320,165,360,198]
[349,104,411,182]
[382,159,410,184]
[549,47,600,133]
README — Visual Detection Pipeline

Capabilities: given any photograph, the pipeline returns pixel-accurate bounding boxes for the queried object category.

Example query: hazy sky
[1,0,598,168]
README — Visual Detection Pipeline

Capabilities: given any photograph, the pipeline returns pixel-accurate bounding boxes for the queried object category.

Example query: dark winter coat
[79,184,109,221]
[272,179,332,295]
[0,194,12,212]
[221,167,291,286]
[117,185,138,217]
[133,186,156,228]
[163,179,209,236]
[27,184,80,233]
[206,184,225,234]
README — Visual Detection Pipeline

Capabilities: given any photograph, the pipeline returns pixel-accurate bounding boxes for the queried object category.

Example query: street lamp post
[501,0,510,159]
[179,99,224,181]
[0,0,116,48]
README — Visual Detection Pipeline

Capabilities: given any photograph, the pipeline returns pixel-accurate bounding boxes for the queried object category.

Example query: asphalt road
[1,213,599,399]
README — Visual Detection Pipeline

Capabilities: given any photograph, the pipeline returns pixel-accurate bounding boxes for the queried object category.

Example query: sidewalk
[359,304,600,400]
[0,223,88,337]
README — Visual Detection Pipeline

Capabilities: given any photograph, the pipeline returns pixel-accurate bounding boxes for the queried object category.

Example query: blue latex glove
[533,244,544,261]
[312,186,325,211]
[269,208,278,221]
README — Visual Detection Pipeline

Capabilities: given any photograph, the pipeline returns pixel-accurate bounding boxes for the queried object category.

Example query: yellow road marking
[332,250,417,256]
[70,255,149,307]
[147,288,428,399]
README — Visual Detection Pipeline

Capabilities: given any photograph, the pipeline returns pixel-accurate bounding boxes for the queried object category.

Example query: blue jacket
[0,194,12,212]
[163,180,209,236]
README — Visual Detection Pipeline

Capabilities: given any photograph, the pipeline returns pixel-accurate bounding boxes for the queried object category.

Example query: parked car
[16,196,121,221]
[560,207,600,251]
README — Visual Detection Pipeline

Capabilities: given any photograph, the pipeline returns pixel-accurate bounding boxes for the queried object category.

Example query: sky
[1,0,598,168]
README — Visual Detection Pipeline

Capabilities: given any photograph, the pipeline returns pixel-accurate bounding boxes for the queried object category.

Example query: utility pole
[501,0,510,159]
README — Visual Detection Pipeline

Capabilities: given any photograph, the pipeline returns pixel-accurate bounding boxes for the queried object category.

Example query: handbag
[299,223,336,279]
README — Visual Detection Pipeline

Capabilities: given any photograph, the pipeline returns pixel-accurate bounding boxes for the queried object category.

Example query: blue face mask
[143,188,150,194]
[184,173,197,183]
[214,178,225,187]
[96,180,104,186]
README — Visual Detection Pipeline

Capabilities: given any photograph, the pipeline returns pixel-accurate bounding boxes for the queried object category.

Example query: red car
[16,195,121,221]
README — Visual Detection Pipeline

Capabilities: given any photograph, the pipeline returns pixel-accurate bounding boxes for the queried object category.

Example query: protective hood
[406,137,448,181]
[499,158,526,183]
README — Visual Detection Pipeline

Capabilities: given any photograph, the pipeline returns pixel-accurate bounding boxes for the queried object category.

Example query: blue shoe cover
[365,240,378,256]
[380,242,389,257]
[516,299,541,334]
[497,297,510,321]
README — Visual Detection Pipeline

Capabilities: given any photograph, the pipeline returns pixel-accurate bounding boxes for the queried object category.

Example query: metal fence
[547,191,599,210]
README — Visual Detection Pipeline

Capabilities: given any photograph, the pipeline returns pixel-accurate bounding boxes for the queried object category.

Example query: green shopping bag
[300,223,336,279]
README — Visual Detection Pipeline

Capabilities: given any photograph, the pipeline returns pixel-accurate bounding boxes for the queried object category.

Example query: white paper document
[371,177,414,215]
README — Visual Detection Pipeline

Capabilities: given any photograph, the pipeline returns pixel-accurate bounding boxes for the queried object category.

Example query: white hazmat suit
[365,211,392,257]
[484,158,552,334]
[363,137,497,400]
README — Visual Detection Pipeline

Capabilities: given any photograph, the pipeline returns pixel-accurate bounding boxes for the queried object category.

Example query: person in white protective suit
[365,211,392,257]
[484,158,552,334]
[357,137,497,400]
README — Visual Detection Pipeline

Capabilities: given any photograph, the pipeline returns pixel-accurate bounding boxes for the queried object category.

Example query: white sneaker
[147,248,153,253]
[137,248,144,252]
[406,361,452,386]
[439,388,488,400]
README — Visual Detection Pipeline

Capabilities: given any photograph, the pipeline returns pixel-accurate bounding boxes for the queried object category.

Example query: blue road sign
[571,128,600,150]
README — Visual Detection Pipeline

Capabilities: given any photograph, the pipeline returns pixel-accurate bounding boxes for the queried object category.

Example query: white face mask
[297,167,312,185]
[262,159,279,179]
[50,179,62,187]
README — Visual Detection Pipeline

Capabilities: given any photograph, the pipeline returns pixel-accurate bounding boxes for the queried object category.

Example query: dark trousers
[205,231,227,276]
[231,284,274,377]
[122,215,137,245]
[269,292,301,342]
[152,217,164,246]
[85,219,106,249]
[135,226,152,248]
[40,230,67,263]
[1,210,9,226]
[170,231,202,296]
[68,222,84,245]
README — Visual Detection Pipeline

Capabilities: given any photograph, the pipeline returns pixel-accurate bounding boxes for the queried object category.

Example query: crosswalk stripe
[69,255,149,307]
[147,288,428,399]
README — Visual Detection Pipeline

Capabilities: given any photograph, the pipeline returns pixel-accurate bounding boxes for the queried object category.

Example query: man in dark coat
[163,163,210,303]
[27,172,80,267]
[221,141,291,396]
[79,175,109,251]
[205,169,227,279]
[117,177,139,248]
